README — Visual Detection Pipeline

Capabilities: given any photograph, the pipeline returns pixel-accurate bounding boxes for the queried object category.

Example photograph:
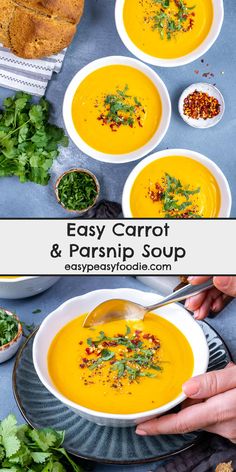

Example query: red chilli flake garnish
[135,330,142,335]
[148,182,164,203]
[85,347,94,355]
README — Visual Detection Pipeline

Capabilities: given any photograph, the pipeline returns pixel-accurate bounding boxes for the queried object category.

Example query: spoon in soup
[83,278,214,327]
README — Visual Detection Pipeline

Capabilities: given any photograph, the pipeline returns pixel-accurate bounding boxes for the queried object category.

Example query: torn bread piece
[9,7,76,58]
[0,0,16,47]
[14,0,84,24]
[0,0,84,58]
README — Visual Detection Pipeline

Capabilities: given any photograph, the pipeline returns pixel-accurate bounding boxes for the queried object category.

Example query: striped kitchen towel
[0,44,66,96]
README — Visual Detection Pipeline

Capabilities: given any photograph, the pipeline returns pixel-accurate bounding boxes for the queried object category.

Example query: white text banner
[0,219,235,275]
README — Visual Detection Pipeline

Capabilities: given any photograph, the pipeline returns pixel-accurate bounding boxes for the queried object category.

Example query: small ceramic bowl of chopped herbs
[0,308,23,363]
[178,83,225,129]
[55,168,100,214]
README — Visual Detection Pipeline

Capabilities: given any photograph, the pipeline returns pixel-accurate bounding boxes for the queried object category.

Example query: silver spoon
[83,278,214,327]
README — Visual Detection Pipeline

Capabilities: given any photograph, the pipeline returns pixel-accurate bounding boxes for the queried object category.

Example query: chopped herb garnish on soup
[123,0,213,61]
[151,0,196,40]
[148,173,201,218]
[97,85,145,132]
[57,171,98,211]
[0,309,19,346]
[48,314,194,414]
[80,326,162,387]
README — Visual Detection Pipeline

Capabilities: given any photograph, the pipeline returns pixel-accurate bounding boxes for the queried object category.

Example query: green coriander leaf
[100,349,115,361]
[31,452,52,463]
[0,415,18,438]
[32,309,41,314]
[2,436,21,458]
[125,325,131,336]
[28,429,58,452]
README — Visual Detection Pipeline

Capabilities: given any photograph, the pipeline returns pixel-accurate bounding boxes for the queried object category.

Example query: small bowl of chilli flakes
[0,308,22,363]
[179,83,225,129]
[55,169,100,214]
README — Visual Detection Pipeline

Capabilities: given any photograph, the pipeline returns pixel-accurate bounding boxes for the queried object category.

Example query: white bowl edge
[33,288,209,426]
[115,0,224,67]
[122,148,232,218]
[63,56,171,164]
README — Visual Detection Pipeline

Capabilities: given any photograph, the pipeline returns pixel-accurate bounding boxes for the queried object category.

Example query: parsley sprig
[153,0,195,40]
[149,173,201,218]
[0,92,68,185]
[0,415,83,471]
[86,327,161,382]
[111,349,161,381]
[87,326,143,351]
[162,173,200,217]
[98,85,144,130]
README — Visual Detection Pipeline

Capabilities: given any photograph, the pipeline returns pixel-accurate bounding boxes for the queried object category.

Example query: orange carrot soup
[48,313,194,414]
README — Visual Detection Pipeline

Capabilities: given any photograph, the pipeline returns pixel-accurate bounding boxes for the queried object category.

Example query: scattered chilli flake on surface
[79,326,162,388]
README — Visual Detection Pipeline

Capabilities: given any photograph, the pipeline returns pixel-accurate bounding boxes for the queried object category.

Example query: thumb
[213,276,236,297]
[183,364,236,399]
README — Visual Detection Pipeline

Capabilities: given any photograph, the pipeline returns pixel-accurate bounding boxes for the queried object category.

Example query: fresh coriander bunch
[0,414,83,471]
[0,92,68,185]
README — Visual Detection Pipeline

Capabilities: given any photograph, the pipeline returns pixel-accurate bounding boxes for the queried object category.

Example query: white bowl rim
[122,148,232,218]
[178,83,225,129]
[63,55,171,164]
[115,0,224,67]
[0,276,42,283]
[33,287,209,421]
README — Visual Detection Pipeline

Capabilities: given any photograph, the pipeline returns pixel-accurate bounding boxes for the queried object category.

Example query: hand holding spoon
[83,278,214,327]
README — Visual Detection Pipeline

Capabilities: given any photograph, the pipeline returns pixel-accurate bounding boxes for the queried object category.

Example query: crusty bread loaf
[0,0,16,47]
[9,8,77,58]
[0,0,84,59]
[14,0,84,23]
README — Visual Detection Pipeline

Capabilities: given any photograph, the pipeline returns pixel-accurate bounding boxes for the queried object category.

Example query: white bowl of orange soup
[63,56,171,163]
[115,0,224,67]
[0,276,61,299]
[33,288,209,427]
[122,149,231,218]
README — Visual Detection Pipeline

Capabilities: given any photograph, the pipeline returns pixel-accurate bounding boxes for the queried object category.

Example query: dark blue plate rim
[12,323,232,465]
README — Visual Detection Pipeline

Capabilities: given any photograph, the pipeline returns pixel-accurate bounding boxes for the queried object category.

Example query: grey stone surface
[0,275,235,471]
[0,0,235,217]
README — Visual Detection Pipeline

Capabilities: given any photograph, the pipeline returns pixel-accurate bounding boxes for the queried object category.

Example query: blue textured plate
[13,322,231,465]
